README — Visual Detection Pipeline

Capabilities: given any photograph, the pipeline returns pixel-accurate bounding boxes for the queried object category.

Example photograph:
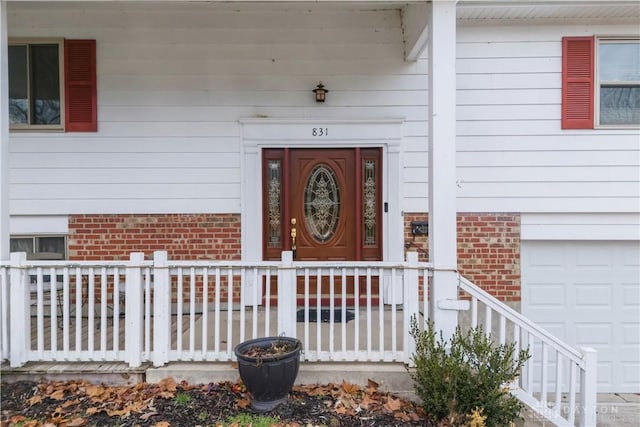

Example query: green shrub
[409,318,530,427]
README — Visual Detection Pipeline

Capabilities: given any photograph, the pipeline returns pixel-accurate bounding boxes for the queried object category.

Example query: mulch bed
[1,378,431,426]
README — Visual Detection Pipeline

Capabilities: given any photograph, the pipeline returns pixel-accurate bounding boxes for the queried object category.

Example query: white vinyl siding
[7,3,415,215]
[6,3,640,217]
[449,24,640,214]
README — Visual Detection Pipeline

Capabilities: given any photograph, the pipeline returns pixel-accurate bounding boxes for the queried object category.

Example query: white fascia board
[521,213,640,241]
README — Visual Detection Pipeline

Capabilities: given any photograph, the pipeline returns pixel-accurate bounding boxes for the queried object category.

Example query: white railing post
[277,251,296,337]
[579,347,597,427]
[9,252,29,367]
[403,251,420,365]
[124,252,145,367]
[153,251,171,367]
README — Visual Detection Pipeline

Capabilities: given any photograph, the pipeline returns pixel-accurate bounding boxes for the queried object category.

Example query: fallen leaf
[67,418,87,426]
[367,379,379,391]
[334,406,348,415]
[27,395,42,406]
[49,389,65,400]
[140,411,158,421]
[359,394,378,410]
[62,398,81,408]
[85,385,105,399]
[158,377,177,392]
[341,380,360,395]
[154,422,171,427]
[236,397,250,409]
[159,391,175,399]
[383,396,403,412]
[86,407,101,416]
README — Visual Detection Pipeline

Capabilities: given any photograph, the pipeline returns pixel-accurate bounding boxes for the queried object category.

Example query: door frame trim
[240,118,404,263]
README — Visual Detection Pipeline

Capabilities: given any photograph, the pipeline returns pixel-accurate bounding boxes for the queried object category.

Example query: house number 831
[312,127,328,137]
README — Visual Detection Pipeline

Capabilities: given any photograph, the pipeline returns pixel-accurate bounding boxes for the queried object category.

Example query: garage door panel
[527,246,566,269]
[535,322,566,340]
[622,245,640,267]
[523,240,640,393]
[622,324,640,345]
[576,246,615,269]
[528,283,565,307]
[574,284,612,307]
[598,361,614,387]
[622,284,640,306]
[621,362,640,387]
[575,323,612,345]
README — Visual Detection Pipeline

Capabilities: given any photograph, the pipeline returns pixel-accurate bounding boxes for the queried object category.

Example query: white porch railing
[458,276,597,427]
[0,250,596,426]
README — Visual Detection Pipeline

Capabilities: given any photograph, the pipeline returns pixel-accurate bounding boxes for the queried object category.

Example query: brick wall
[68,214,241,261]
[67,212,519,301]
[404,213,521,301]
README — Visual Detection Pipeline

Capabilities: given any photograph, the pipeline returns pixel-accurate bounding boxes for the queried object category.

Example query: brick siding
[404,213,521,301]
[68,212,519,302]
[68,214,241,261]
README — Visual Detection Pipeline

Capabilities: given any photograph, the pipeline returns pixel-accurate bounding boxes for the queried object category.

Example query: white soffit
[457,1,640,21]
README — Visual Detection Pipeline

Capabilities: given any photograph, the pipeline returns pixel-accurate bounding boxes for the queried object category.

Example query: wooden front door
[262,147,382,305]
[289,149,356,261]
[262,147,382,262]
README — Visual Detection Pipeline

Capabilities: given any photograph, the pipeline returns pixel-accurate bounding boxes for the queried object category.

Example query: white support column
[428,0,459,340]
[0,1,10,261]
[125,252,145,367]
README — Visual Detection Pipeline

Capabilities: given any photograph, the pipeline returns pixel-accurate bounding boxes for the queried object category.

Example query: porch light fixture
[313,82,328,103]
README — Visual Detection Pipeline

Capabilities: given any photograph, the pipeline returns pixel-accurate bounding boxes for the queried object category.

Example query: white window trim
[8,38,65,132]
[595,36,640,129]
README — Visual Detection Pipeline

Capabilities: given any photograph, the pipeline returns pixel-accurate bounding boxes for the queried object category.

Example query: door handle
[290,218,297,258]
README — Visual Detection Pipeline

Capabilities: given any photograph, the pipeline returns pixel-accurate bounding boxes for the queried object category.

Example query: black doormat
[296,308,355,323]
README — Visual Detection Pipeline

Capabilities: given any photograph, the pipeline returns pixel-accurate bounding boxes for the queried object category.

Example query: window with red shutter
[562,36,594,129]
[64,39,97,132]
[8,38,97,132]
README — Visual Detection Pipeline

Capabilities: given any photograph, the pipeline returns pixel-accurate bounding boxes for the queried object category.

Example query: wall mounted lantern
[313,82,328,103]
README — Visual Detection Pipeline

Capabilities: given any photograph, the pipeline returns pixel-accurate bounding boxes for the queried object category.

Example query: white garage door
[522,241,640,393]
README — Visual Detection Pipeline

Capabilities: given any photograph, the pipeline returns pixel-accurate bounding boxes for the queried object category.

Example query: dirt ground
[0,378,430,426]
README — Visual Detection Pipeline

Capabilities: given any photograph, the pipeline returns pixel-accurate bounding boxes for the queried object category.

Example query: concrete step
[0,361,147,386]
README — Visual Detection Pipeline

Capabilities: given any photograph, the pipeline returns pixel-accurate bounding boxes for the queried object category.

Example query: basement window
[10,235,67,260]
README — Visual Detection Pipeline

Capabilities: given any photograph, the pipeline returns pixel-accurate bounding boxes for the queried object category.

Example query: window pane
[599,42,640,82]
[267,160,282,248]
[304,165,340,243]
[37,237,66,257]
[30,44,61,125]
[10,238,34,253]
[363,160,377,247]
[600,86,640,125]
[8,45,29,124]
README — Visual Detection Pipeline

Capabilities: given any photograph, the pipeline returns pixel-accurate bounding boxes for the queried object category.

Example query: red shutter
[64,39,97,132]
[562,36,594,129]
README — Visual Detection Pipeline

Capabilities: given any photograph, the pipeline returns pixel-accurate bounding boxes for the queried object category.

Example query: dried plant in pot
[234,336,302,411]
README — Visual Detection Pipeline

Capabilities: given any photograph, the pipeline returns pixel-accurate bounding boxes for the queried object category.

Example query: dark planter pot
[234,336,302,411]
